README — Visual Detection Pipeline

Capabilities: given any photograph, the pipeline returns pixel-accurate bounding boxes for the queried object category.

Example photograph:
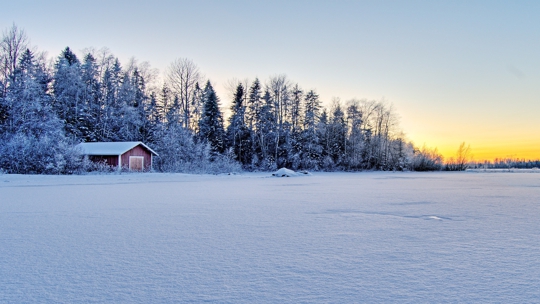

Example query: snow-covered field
[1,171,539,303]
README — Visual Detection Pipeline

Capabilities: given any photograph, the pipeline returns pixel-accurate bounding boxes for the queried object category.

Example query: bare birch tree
[167,58,202,130]
[1,24,29,88]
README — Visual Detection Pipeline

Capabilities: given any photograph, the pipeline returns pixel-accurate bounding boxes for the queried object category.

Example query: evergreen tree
[0,76,7,132]
[226,83,251,166]
[301,90,322,170]
[327,101,347,168]
[289,84,303,130]
[166,95,181,129]
[52,47,89,140]
[285,84,304,169]
[145,91,163,145]
[254,89,278,169]
[5,49,60,137]
[80,53,101,141]
[318,108,332,169]
[346,101,364,169]
[190,82,203,132]
[160,84,172,121]
[198,81,225,154]
[0,49,82,174]
[117,68,149,141]
[99,58,123,141]
[245,78,262,132]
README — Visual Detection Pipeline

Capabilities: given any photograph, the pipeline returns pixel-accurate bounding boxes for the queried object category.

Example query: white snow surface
[1,172,539,303]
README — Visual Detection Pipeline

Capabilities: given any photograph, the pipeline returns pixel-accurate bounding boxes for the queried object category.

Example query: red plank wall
[120,145,152,171]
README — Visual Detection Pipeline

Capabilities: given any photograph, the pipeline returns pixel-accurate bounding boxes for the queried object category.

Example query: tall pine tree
[226,83,251,166]
[52,47,89,140]
[198,81,225,154]
[0,49,79,174]
[301,90,322,169]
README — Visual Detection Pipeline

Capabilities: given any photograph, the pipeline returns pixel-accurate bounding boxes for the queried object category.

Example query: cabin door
[129,156,144,171]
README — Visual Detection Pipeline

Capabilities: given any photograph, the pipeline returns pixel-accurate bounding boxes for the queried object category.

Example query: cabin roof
[76,142,158,156]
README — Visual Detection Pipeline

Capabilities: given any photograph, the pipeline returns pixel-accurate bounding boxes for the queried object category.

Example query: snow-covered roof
[76,142,158,156]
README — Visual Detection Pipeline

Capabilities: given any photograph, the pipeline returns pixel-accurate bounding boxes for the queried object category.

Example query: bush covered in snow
[410,145,444,171]
[0,134,88,174]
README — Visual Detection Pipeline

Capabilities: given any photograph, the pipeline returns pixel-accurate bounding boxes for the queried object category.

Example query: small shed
[76,142,158,171]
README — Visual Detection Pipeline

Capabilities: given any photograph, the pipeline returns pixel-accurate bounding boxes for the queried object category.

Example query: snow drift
[272,168,311,177]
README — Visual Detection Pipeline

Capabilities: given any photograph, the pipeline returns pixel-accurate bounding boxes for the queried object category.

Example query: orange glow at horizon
[400,102,540,163]
[438,144,540,162]
[409,136,540,162]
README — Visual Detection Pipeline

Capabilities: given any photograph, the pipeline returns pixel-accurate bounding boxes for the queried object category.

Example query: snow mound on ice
[272,168,310,177]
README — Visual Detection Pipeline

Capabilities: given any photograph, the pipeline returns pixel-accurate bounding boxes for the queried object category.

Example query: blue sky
[2,0,539,159]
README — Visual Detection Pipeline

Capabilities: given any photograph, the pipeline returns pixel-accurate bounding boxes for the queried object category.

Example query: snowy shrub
[0,134,87,174]
[86,159,115,173]
[321,155,337,171]
[410,145,443,171]
[204,148,243,174]
[256,158,277,172]
[153,126,209,173]
[153,126,242,174]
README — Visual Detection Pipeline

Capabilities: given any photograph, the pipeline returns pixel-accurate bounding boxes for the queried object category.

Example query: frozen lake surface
[1,171,539,303]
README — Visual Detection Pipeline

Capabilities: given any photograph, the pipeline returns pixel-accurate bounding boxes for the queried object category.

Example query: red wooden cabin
[76,142,158,171]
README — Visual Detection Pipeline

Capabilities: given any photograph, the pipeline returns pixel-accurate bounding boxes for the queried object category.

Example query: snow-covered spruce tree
[144,91,163,145]
[289,84,303,131]
[117,68,138,140]
[53,47,92,141]
[326,100,347,169]
[98,58,123,141]
[0,75,8,134]
[5,49,58,137]
[159,84,172,122]
[190,82,204,132]
[165,94,181,129]
[80,53,101,142]
[115,66,152,142]
[0,81,6,132]
[300,90,322,170]
[244,79,263,168]
[245,78,262,133]
[0,49,85,174]
[226,83,252,166]
[285,84,303,170]
[254,89,278,170]
[345,100,364,170]
[317,108,333,170]
[198,81,225,154]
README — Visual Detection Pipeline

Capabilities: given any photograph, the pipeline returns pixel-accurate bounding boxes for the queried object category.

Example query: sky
[2,0,539,161]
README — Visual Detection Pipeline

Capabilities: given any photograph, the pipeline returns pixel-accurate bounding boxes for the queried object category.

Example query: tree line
[1,24,453,174]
